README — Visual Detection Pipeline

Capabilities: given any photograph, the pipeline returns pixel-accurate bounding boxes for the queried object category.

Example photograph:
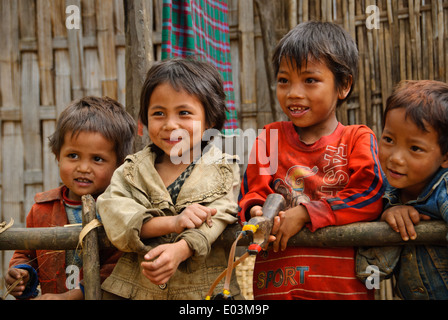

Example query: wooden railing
[1,195,447,300]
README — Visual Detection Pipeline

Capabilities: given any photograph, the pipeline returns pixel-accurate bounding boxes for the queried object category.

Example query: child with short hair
[5,96,136,300]
[96,57,242,300]
[357,80,448,300]
[238,21,384,300]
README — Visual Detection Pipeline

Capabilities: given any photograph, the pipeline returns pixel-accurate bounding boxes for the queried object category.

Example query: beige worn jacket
[97,144,242,299]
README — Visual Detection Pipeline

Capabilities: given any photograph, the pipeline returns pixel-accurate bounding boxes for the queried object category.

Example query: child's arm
[301,129,385,231]
[140,204,217,238]
[97,165,165,254]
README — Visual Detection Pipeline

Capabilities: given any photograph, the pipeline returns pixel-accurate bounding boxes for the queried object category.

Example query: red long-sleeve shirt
[238,122,384,300]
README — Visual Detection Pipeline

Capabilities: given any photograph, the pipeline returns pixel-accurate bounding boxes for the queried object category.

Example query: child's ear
[338,75,353,100]
[441,153,448,169]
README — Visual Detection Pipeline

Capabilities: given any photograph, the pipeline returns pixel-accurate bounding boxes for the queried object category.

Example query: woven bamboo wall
[1,0,447,298]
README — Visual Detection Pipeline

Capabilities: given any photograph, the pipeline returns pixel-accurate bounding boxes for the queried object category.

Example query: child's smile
[287,104,310,117]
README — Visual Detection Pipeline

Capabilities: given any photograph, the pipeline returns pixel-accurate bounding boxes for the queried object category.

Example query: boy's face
[379,108,448,202]
[276,57,351,143]
[57,131,118,202]
[146,82,208,163]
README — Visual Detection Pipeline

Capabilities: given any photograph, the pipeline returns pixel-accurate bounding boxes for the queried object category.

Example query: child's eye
[68,153,79,159]
[382,136,393,144]
[179,110,191,116]
[277,77,288,84]
[152,111,164,116]
[93,156,104,162]
[410,146,423,152]
[305,78,318,84]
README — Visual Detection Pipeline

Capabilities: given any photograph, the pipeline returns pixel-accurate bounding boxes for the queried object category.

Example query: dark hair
[139,56,228,131]
[49,96,136,164]
[384,80,448,154]
[272,21,359,107]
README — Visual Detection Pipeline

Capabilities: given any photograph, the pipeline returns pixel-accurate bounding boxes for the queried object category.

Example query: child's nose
[287,83,305,99]
[163,117,179,130]
[389,150,406,166]
[77,160,91,173]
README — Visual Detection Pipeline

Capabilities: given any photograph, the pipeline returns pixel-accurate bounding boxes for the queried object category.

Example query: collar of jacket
[34,185,66,203]
[384,167,448,206]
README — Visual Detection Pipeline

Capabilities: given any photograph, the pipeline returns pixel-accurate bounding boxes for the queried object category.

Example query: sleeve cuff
[13,264,39,299]
[302,200,335,232]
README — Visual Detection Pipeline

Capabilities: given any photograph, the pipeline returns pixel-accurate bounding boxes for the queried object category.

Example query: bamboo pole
[81,195,101,300]
[1,221,446,250]
[238,0,257,131]
[254,0,279,122]
[124,0,153,151]
[0,225,111,250]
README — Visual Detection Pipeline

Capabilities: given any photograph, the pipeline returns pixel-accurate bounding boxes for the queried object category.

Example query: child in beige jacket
[97,57,242,300]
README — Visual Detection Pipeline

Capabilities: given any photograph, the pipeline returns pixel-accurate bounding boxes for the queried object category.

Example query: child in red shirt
[238,21,385,300]
[5,97,136,299]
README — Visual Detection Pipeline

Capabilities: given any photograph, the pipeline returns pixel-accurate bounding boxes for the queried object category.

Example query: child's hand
[174,204,217,234]
[272,205,310,252]
[381,205,431,241]
[4,268,30,298]
[141,240,193,285]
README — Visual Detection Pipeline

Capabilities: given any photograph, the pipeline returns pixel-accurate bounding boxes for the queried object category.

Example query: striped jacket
[238,122,385,300]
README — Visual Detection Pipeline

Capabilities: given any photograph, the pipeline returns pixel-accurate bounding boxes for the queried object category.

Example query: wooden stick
[81,195,102,300]
[1,221,446,250]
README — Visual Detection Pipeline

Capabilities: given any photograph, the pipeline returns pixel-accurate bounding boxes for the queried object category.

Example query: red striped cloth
[161,0,238,133]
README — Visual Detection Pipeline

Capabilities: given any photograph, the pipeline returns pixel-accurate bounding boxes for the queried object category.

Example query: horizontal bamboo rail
[1,221,446,251]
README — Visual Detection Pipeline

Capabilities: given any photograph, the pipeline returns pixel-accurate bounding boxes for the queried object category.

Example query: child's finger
[144,246,163,262]
[249,206,263,218]
[403,215,417,240]
[271,216,281,236]
[395,215,415,241]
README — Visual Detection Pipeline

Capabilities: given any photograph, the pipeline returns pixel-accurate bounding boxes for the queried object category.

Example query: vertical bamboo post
[81,195,101,300]
[238,0,257,131]
[254,0,279,122]
[124,0,153,151]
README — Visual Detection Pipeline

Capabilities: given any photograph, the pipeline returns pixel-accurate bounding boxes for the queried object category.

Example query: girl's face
[58,131,118,202]
[276,57,351,143]
[147,82,209,163]
[379,108,448,202]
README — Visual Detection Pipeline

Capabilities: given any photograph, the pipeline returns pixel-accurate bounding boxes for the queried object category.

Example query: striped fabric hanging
[161,0,238,133]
